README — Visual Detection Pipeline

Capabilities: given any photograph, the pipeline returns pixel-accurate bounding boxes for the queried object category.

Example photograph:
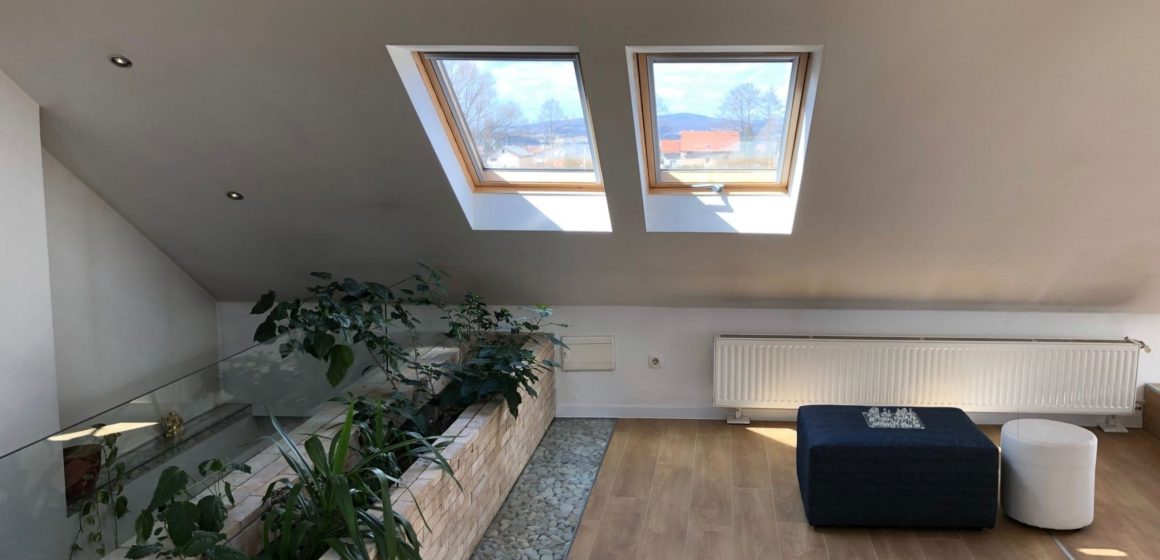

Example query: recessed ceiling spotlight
[108,54,132,68]
[226,191,245,200]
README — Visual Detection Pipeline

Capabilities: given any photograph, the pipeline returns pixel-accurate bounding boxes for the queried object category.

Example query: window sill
[472,191,611,232]
[643,191,797,234]
[647,185,789,196]
[474,183,604,194]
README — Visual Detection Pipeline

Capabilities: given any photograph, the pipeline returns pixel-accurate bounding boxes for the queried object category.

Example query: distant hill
[513,112,733,140]
[511,117,590,138]
[654,113,731,138]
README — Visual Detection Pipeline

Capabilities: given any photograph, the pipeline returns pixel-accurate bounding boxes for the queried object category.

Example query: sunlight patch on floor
[1077,548,1128,557]
[746,426,797,448]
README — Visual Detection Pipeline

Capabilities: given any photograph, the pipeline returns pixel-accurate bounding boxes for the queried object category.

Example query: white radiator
[713,335,1142,414]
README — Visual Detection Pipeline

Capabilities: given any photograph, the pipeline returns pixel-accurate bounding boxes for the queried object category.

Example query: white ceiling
[3,0,1160,310]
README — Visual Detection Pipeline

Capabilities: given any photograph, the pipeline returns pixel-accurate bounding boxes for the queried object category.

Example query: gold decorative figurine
[163,411,185,439]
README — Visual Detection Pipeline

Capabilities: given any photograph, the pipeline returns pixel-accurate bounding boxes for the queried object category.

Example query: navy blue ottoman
[796,405,998,529]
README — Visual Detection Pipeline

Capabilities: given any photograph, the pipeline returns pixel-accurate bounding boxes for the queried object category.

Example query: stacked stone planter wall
[105,342,556,560]
[371,344,556,559]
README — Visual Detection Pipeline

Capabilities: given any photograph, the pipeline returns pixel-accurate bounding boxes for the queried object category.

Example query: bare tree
[538,98,564,150]
[654,99,676,139]
[718,82,770,141]
[757,90,787,148]
[443,61,524,155]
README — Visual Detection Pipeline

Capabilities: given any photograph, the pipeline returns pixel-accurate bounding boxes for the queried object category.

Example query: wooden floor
[567,419,1160,560]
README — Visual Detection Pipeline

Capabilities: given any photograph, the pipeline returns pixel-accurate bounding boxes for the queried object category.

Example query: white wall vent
[561,336,615,371]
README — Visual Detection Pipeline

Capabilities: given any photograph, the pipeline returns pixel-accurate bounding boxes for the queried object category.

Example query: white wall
[217,302,1160,427]
[0,70,59,454]
[42,151,220,427]
[547,306,1160,426]
[217,301,264,358]
[0,68,69,560]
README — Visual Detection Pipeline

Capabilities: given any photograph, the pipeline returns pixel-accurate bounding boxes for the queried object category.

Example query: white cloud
[652,61,792,115]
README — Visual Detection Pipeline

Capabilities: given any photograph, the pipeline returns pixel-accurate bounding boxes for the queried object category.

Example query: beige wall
[7,1,1160,310]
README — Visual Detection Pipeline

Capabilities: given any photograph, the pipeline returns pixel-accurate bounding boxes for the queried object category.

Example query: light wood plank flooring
[568,419,1160,560]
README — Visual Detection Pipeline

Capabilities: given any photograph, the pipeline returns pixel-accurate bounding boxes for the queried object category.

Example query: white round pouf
[1000,419,1097,530]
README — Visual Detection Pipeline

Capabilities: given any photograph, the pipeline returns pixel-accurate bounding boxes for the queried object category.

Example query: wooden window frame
[635,52,810,195]
[416,52,604,193]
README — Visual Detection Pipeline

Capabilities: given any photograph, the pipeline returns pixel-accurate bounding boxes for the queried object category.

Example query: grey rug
[470,418,616,560]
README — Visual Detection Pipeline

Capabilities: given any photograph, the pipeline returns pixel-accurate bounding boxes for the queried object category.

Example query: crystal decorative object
[862,407,925,429]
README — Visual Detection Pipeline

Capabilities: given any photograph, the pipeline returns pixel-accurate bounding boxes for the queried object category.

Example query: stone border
[470,418,616,560]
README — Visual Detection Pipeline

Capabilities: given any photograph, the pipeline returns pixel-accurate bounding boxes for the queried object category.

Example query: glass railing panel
[0,331,458,560]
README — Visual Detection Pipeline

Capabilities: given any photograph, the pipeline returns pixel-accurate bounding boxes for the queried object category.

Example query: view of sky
[475,59,586,122]
[435,57,794,172]
[455,58,794,124]
[652,60,793,115]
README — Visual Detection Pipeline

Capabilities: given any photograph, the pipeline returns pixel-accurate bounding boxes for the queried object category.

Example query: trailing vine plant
[127,459,251,559]
[70,427,129,559]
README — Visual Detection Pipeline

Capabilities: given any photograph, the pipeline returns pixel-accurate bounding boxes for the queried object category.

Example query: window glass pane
[434,57,595,172]
[650,58,793,177]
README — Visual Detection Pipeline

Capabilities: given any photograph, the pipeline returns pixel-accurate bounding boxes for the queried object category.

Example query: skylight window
[635,53,809,193]
[419,53,602,190]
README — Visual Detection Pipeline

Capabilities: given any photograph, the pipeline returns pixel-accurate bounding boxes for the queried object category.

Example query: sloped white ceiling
[1,0,1159,310]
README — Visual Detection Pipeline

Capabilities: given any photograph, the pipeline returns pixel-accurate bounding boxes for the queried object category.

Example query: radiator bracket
[725,409,751,425]
[1098,415,1129,433]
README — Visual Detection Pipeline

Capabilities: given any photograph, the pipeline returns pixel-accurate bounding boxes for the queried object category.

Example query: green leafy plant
[350,397,453,482]
[127,459,251,559]
[250,269,445,390]
[239,268,566,559]
[441,298,566,417]
[250,270,451,434]
[70,428,129,559]
[258,404,453,560]
[252,269,566,422]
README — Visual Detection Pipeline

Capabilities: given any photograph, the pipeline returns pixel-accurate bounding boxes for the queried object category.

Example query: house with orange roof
[659,130,741,166]
[677,130,740,154]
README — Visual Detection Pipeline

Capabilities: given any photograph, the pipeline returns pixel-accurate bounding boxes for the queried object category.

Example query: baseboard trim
[555,402,1143,428]
[556,403,723,420]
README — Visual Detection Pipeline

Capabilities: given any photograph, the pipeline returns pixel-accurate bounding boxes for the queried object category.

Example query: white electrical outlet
[648,353,663,369]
